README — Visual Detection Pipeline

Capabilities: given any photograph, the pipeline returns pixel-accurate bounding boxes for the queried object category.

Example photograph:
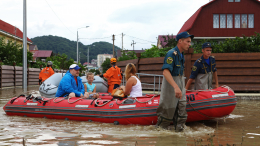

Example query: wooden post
[136,53,141,73]
[184,48,194,84]
[13,62,16,87]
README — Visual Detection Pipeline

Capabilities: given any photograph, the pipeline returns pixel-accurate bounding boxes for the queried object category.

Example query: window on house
[214,14,253,29]
[248,14,254,28]
[227,14,233,28]
[228,0,234,2]
[241,14,247,28]
[235,0,240,2]
[220,14,226,28]
[235,14,240,28]
[213,14,219,28]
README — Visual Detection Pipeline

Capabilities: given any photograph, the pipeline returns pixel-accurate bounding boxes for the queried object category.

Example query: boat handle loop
[134,94,159,104]
[109,103,113,107]
[94,98,111,107]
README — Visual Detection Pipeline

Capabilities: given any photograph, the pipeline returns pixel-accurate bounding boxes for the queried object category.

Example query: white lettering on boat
[153,100,159,104]
[119,105,136,109]
[75,105,89,108]
[27,103,38,106]
[212,93,229,98]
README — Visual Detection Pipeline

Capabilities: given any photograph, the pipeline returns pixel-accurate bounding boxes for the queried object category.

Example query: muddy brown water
[0,86,259,146]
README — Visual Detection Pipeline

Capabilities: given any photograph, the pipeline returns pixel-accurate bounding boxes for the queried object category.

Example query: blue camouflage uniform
[189,41,217,90]
[190,55,217,79]
[162,47,185,76]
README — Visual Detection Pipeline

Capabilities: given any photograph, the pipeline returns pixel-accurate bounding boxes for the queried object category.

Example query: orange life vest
[39,67,55,82]
[103,66,122,93]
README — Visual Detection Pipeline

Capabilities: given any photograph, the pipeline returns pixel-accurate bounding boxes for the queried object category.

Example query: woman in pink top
[120,63,142,97]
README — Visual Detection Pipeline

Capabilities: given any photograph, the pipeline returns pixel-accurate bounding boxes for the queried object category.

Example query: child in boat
[119,63,142,97]
[84,72,99,98]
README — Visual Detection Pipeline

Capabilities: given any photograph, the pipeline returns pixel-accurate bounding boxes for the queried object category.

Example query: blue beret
[176,31,194,41]
[202,42,212,49]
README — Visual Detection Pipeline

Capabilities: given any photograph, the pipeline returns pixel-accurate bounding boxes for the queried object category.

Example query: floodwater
[0,86,260,146]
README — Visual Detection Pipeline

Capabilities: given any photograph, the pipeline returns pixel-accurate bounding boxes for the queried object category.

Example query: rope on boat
[134,94,159,104]
[67,97,85,104]
[94,98,112,106]
[115,98,130,105]
[53,97,66,103]
[93,94,160,107]
[187,100,229,119]
[186,85,233,120]
[186,85,233,94]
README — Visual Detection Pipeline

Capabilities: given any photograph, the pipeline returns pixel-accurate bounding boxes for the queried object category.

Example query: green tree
[89,69,101,75]
[0,37,33,66]
[141,45,171,58]
[31,35,121,63]
[101,58,111,73]
[118,50,138,61]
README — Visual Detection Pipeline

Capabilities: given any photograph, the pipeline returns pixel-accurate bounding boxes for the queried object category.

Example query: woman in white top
[120,63,142,97]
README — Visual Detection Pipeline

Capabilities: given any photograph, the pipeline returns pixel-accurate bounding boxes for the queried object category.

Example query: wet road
[0,86,259,146]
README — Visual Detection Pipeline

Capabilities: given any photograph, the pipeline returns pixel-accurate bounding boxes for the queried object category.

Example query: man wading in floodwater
[185,42,218,90]
[156,31,194,132]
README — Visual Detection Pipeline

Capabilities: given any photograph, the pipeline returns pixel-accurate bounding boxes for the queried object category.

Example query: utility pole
[131,40,136,51]
[122,33,125,50]
[22,0,27,91]
[112,34,115,57]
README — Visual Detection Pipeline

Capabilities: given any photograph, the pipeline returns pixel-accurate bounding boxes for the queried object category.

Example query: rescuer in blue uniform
[185,42,219,90]
[156,31,194,132]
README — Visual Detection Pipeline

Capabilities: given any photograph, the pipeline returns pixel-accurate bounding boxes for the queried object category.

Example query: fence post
[184,48,194,84]
[13,62,16,87]
[136,53,141,73]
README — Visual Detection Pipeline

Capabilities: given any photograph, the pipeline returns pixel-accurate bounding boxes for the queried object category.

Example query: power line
[135,42,152,44]
[45,0,75,35]
[125,35,156,43]
[80,36,112,40]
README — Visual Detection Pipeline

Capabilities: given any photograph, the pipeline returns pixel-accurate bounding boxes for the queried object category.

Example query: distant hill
[31,35,121,63]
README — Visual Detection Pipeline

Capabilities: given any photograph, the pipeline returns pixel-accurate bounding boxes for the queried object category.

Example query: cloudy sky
[1,0,211,50]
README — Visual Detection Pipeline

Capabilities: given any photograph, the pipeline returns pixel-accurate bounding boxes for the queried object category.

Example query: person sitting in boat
[119,63,142,97]
[100,58,122,93]
[55,64,89,98]
[84,72,99,98]
[39,61,55,85]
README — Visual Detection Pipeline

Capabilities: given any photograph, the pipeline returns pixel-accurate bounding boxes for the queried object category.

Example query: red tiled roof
[0,19,32,43]
[178,1,215,34]
[158,35,176,47]
[178,0,260,34]
[33,50,52,58]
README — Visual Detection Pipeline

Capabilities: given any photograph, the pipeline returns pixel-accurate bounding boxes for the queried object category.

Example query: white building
[97,54,113,67]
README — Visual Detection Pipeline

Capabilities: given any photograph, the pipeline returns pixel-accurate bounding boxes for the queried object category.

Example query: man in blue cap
[56,64,89,98]
[156,31,194,132]
[185,42,219,90]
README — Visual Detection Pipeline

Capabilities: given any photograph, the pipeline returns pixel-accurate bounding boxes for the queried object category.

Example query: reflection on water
[0,86,260,145]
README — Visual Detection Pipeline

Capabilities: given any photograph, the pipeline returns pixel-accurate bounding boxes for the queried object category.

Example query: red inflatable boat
[3,86,236,125]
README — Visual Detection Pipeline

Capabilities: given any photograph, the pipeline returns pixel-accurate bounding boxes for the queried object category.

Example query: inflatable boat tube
[4,86,236,125]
